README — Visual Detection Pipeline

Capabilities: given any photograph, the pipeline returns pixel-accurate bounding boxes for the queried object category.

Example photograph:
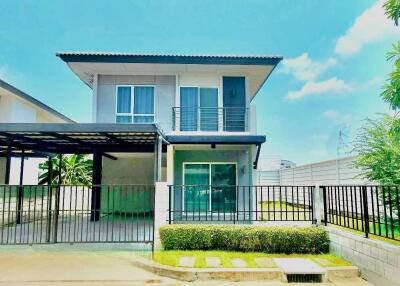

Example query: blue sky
[0,0,398,165]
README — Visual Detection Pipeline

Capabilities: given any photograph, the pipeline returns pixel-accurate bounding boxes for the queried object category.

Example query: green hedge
[159,225,329,254]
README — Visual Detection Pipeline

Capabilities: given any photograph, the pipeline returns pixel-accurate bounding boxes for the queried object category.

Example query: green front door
[184,163,236,212]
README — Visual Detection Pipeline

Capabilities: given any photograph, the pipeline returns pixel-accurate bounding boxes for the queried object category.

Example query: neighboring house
[0,79,73,184]
[280,159,296,169]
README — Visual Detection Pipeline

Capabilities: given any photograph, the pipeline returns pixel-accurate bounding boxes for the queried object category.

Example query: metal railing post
[362,186,369,238]
[322,186,328,226]
[168,186,172,224]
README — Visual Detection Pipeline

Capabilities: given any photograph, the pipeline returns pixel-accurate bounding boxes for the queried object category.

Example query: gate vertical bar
[53,154,62,243]
[16,150,25,224]
[46,156,53,242]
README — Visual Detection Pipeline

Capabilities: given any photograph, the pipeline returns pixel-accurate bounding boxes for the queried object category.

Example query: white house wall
[95,73,256,133]
[9,158,44,185]
[96,75,175,131]
[0,89,70,186]
[0,95,12,122]
[102,153,167,185]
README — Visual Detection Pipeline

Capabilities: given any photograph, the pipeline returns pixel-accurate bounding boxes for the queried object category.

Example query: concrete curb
[131,257,282,282]
[131,257,360,282]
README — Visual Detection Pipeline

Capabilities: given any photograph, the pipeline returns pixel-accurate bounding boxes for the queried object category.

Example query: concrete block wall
[328,227,400,286]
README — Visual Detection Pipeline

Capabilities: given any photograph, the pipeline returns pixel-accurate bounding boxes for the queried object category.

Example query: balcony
[172,107,249,132]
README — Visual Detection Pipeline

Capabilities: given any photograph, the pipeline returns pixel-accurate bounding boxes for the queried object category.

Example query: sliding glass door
[211,164,236,212]
[183,163,236,212]
[180,87,219,131]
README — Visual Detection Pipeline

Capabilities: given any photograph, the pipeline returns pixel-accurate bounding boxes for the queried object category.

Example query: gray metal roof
[0,79,74,123]
[56,52,283,65]
[0,123,163,155]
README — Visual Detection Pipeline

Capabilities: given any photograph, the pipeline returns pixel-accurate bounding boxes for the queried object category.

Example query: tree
[353,115,400,185]
[39,154,93,185]
[381,0,400,110]
[384,0,400,26]
[381,42,400,110]
[354,0,400,185]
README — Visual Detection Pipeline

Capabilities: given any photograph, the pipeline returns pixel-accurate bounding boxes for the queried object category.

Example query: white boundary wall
[257,156,370,186]
[277,156,370,186]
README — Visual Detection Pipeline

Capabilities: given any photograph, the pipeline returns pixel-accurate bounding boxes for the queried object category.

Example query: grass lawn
[154,250,351,268]
[331,224,400,246]
[257,201,311,221]
[328,213,400,244]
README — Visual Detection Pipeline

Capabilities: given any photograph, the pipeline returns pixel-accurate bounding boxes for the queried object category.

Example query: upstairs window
[116,86,154,123]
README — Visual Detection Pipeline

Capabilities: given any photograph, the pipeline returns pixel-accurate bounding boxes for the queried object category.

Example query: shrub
[159,225,329,254]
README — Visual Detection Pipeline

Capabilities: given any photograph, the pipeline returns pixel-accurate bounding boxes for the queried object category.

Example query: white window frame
[182,162,238,212]
[115,85,156,123]
[178,86,220,131]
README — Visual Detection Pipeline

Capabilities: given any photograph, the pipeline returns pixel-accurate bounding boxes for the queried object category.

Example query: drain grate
[287,274,322,283]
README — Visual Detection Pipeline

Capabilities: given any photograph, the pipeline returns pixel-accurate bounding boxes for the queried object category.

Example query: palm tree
[39,154,93,185]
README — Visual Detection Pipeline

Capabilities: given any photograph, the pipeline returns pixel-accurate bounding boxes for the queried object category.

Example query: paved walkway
[0,245,375,286]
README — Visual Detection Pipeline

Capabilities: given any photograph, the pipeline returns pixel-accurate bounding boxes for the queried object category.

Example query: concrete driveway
[0,245,374,286]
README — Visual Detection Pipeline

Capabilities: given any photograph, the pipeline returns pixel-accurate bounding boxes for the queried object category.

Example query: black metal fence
[324,185,400,241]
[0,184,154,245]
[168,185,314,223]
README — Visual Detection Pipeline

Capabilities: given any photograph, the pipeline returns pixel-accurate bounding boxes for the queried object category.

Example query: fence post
[154,182,170,249]
[362,186,369,238]
[322,186,327,226]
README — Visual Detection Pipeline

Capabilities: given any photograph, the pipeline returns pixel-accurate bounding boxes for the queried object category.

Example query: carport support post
[154,135,162,182]
[91,152,102,221]
[16,150,25,224]
[4,144,12,184]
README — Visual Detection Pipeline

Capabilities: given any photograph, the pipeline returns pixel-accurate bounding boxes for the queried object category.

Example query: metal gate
[0,185,154,245]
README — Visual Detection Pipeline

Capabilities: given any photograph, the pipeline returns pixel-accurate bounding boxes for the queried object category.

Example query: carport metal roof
[0,123,264,168]
[0,123,165,156]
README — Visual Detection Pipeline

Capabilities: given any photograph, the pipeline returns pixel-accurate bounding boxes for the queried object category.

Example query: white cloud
[323,109,340,120]
[281,53,337,81]
[286,77,353,100]
[323,109,352,123]
[335,0,400,57]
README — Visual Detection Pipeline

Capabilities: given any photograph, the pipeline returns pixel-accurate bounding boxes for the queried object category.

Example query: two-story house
[55,52,282,221]
[0,53,281,245]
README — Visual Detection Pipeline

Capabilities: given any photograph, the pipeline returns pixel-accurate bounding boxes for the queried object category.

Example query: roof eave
[56,53,283,66]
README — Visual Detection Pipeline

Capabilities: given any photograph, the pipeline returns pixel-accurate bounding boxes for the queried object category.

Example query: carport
[0,123,166,244]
